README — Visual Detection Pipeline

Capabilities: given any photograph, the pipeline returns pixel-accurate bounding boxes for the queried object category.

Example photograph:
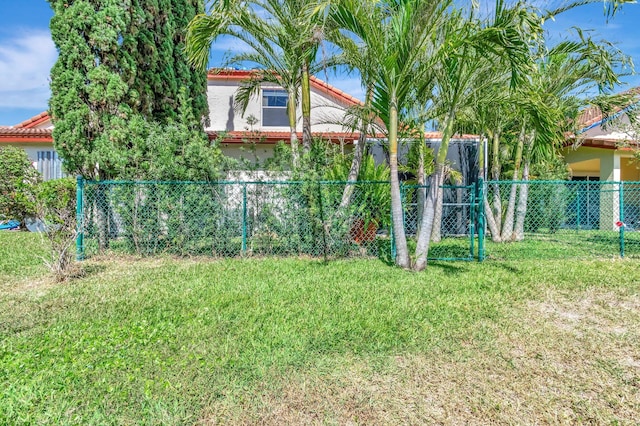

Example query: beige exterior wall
[564,146,605,178]
[562,146,639,230]
[205,80,351,133]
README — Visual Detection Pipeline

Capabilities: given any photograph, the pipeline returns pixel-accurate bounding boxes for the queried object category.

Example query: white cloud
[0,31,56,110]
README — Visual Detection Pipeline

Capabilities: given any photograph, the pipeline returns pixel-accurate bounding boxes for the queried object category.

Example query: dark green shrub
[0,146,41,224]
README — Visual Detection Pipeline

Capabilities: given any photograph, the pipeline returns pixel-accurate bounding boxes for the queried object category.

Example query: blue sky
[0,0,638,125]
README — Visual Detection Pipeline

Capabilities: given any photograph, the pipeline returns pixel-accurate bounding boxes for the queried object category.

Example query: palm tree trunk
[416,138,426,238]
[490,131,503,241]
[513,159,529,241]
[430,182,444,243]
[513,135,533,241]
[301,62,312,153]
[414,164,444,271]
[339,131,366,209]
[484,196,500,240]
[478,132,500,241]
[500,123,526,241]
[288,90,299,169]
[340,87,372,210]
[389,101,410,268]
[414,115,454,271]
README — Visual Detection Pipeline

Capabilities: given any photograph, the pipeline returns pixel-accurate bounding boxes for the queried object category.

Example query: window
[262,89,289,127]
[37,151,65,180]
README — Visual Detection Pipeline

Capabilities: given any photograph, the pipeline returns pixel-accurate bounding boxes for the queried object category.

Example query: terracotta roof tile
[208,130,363,144]
[0,127,53,143]
[208,68,363,107]
[14,111,50,128]
[576,87,640,130]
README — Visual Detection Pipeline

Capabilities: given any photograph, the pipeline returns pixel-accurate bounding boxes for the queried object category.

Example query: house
[0,111,59,180]
[0,69,364,179]
[562,92,640,229]
[205,69,364,163]
[0,69,480,181]
[564,100,640,183]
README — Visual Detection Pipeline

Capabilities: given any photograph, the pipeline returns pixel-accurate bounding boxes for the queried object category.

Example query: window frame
[261,88,290,127]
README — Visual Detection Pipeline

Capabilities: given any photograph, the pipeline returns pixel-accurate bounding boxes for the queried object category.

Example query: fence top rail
[402,184,475,190]
[82,179,478,190]
[486,180,639,185]
[83,179,392,186]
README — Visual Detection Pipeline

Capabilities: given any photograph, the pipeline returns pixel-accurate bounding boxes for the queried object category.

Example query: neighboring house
[562,92,640,229]
[0,111,61,180]
[564,101,640,183]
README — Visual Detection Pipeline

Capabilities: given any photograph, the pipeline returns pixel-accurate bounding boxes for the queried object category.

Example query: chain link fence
[76,178,640,262]
[401,184,480,260]
[76,179,480,261]
[483,180,640,260]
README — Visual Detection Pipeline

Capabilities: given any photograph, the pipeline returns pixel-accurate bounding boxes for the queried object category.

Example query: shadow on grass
[69,263,108,281]
[428,262,470,275]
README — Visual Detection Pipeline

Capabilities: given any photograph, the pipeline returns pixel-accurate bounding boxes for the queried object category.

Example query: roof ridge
[14,111,50,128]
[207,68,363,107]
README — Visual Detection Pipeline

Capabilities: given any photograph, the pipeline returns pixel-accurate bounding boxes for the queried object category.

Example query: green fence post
[76,175,85,261]
[619,181,625,258]
[469,184,475,259]
[577,188,582,229]
[477,177,485,262]
[242,183,247,255]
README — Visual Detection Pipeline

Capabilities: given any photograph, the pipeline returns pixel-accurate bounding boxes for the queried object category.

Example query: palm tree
[324,0,381,209]
[329,0,457,269]
[461,0,634,244]
[480,33,633,243]
[329,0,535,270]
[186,0,328,167]
[409,1,538,270]
[511,34,632,240]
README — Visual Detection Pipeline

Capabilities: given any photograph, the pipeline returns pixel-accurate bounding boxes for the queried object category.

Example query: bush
[0,146,41,224]
[36,178,77,280]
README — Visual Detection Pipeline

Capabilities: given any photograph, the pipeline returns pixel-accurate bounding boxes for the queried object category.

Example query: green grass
[0,231,48,284]
[1,233,639,424]
[484,229,640,261]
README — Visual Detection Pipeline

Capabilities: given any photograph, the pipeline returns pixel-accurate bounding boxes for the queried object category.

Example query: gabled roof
[566,87,640,150]
[14,111,51,129]
[207,68,363,107]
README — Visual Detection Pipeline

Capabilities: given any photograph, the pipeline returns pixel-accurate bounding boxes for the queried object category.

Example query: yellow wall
[621,157,640,182]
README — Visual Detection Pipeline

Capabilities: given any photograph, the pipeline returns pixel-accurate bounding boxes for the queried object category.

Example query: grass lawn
[1,232,639,424]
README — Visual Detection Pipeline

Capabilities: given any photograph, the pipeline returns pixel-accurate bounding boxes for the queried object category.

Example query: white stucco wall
[205,80,353,133]
[9,142,54,164]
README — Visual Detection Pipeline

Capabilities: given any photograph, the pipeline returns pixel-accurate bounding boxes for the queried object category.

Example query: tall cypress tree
[124,0,208,124]
[48,0,210,179]
[48,0,133,179]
